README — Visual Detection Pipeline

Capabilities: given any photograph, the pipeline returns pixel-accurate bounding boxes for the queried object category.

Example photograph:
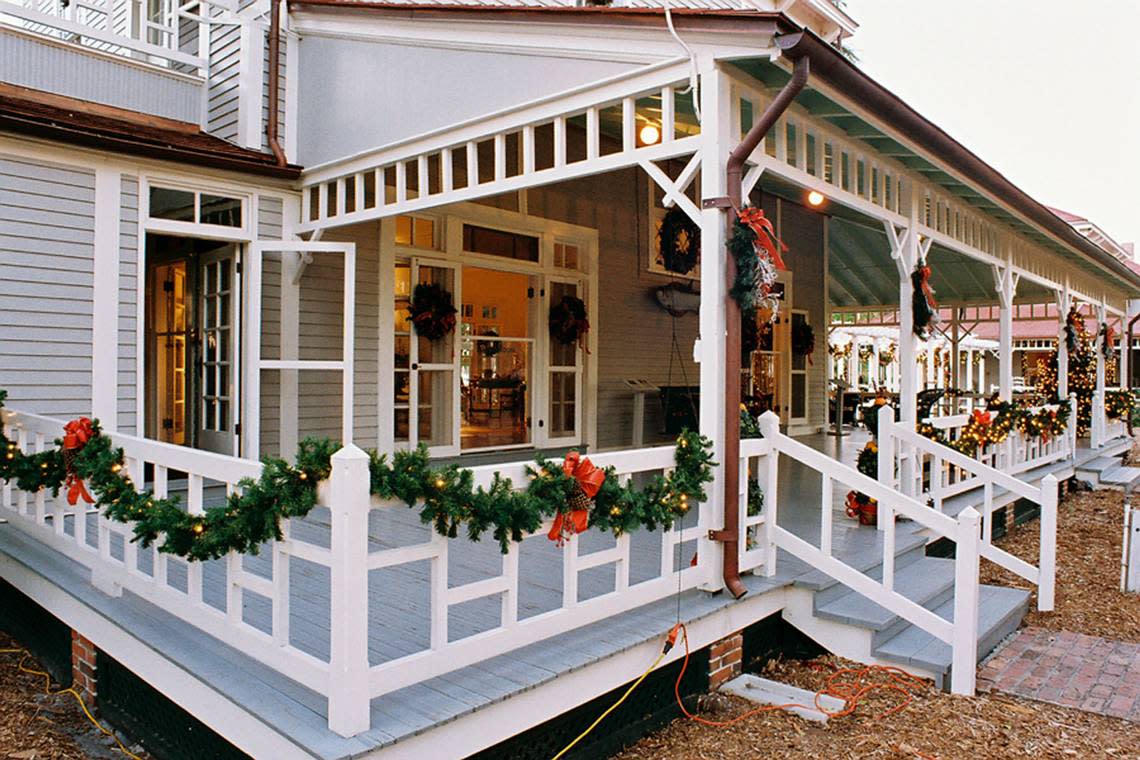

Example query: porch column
[994,266,1017,400]
[950,311,960,390]
[1096,304,1108,391]
[696,63,731,591]
[871,343,880,389]
[92,168,121,428]
[964,348,974,391]
[1056,288,1071,399]
[846,340,858,387]
[977,353,985,394]
[889,213,921,425]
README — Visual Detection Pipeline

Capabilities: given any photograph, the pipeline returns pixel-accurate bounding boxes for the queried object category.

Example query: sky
[845,0,1140,250]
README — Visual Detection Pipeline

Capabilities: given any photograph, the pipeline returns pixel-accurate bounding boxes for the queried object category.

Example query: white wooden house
[0,1,1137,757]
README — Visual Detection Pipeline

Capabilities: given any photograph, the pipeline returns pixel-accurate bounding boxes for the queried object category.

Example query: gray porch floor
[0,432,1123,759]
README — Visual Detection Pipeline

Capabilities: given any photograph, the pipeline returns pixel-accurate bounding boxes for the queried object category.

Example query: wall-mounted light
[807,190,826,208]
[638,124,661,146]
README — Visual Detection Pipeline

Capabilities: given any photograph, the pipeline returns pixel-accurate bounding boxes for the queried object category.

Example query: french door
[196,247,239,454]
[403,258,460,456]
[542,276,584,447]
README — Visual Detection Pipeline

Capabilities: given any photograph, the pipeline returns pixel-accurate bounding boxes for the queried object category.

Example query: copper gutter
[717,36,809,600]
[266,0,288,167]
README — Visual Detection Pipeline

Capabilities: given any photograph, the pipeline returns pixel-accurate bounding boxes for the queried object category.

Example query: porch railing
[876,406,1057,613]
[0,0,216,70]
[0,407,712,737]
[922,394,1078,478]
[755,412,984,695]
[1091,388,1129,449]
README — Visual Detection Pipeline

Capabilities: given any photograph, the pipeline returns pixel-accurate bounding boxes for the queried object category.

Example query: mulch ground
[0,631,149,760]
[979,487,1140,641]
[614,654,1140,760]
[617,484,1140,759]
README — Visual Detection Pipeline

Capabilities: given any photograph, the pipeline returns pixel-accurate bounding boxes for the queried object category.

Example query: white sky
[845,0,1140,249]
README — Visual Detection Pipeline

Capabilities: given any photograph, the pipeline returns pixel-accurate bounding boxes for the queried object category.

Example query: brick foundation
[708,631,744,690]
[71,630,97,706]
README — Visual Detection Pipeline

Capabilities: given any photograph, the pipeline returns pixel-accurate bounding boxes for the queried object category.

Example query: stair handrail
[758,412,982,695]
[878,406,1057,613]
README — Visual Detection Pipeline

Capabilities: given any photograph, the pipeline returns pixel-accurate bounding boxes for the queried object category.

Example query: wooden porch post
[994,266,1017,401]
[950,309,960,391]
[1055,286,1071,400]
[697,63,731,591]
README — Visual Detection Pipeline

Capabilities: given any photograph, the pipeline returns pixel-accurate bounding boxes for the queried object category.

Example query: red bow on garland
[915,262,938,312]
[737,207,788,271]
[971,410,992,426]
[547,451,606,546]
[62,417,95,506]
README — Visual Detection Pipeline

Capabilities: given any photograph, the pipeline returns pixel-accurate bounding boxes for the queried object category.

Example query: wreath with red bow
[549,295,590,349]
[408,283,457,341]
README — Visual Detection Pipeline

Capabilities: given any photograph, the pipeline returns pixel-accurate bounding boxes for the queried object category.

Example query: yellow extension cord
[0,647,142,760]
[549,649,667,760]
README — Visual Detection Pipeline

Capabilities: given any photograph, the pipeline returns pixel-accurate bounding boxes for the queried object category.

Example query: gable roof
[0,84,301,179]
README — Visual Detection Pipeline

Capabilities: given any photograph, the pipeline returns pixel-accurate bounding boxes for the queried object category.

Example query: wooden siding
[0,154,95,417]
[206,18,242,143]
[117,175,139,433]
[776,198,827,431]
[0,28,201,124]
[258,197,284,457]
[527,169,700,450]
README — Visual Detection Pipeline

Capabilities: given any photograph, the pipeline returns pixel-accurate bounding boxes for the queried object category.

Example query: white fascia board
[289,11,776,66]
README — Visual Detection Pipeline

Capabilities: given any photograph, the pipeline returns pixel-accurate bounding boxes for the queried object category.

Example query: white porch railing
[755,412,984,695]
[876,406,1058,613]
[0,0,217,70]
[1092,388,1130,449]
[0,407,712,737]
[922,395,1078,478]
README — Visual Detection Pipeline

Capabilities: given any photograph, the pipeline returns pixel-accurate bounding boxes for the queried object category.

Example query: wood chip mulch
[615,654,1140,759]
[979,486,1140,642]
[0,631,149,760]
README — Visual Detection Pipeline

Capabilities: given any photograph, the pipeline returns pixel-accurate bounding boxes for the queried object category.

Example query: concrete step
[813,557,956,641]
[872,584,1031,690]
[720,674,846,722]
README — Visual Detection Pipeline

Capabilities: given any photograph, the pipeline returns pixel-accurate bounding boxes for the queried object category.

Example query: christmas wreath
[657,207,700,275]
[408,283,457,341]
[878,344,896,366]
[1100,322,1116,360]
[791,321,815,364]
[477,330,502,357]
[911,258,940,339]
[1064,307,1083,353]
[549,295,590,348]
[728,205,786,319]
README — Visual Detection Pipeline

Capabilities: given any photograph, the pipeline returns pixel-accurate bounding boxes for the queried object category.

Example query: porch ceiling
[732,58,1139,294]
[826,217,1055,310]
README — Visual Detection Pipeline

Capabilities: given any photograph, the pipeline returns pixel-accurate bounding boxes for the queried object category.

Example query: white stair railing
[756,412,982,695]
[877,405,1057,612]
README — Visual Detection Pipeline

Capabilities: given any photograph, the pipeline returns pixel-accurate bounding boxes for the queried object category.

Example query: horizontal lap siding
[118,175,138,433]
[258,198,283,457]
[207,21,242,143]
[0,155,95,417]
[527,169,700,450]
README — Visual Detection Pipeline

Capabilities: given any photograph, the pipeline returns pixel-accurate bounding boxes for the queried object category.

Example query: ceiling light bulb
[639,124,661,145]
[807,190,826,207]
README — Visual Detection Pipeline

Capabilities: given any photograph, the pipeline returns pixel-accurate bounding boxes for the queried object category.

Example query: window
[553,242,581,271]
[395,215,436,249]
[462,224,539,263]
[149,186,243,228]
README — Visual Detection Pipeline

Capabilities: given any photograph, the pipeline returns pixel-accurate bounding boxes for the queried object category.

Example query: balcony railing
[0,0,224,71]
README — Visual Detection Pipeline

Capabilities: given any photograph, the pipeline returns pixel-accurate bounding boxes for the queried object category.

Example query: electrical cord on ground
[0,646,143,760]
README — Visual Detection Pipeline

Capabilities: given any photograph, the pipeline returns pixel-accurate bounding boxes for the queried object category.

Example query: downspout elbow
[720,37,809,601]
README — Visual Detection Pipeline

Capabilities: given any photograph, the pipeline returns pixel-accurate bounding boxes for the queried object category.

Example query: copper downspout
[718,37,809,600]
[266,0,288,168]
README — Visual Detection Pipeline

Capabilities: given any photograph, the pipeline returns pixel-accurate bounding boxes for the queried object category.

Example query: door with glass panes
[544,276,584,446]
[196,248,239,454]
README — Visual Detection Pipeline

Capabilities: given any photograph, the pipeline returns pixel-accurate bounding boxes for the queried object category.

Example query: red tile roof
[0,85,300,179]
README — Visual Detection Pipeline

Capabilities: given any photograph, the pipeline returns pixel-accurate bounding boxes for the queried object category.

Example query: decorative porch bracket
[991,264,1020,400]
[640,153,702,225]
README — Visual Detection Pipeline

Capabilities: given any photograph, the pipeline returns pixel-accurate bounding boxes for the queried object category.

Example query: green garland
[916,394,1070,458]
[0,390,714,560]
[1105,389,1135,421]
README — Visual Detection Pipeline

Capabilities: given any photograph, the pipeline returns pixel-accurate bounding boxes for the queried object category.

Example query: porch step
[1097,464,1140,489]
[813,557,956,644]
[871,584,1030,690]
[785,532,928,601]
[1076,455,1122,486]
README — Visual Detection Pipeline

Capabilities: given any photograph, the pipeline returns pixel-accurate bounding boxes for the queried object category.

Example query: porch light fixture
[638,124,661,146]
[807,190,826,208]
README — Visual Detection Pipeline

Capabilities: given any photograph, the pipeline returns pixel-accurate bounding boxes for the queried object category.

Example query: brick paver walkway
[978,627,1140,722]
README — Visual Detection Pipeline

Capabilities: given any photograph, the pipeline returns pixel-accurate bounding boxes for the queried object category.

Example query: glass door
[543,277,584,447]
[407,258,460,456]
[789,310,809,426]
[197,247,239,454]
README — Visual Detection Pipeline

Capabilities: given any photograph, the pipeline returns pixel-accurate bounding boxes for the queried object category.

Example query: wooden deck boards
[0,433,1119,758]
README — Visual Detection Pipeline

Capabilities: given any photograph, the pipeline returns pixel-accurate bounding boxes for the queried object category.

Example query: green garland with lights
[916,394,1070,457]
[0,390,714,560]
[1105,389,1136,421]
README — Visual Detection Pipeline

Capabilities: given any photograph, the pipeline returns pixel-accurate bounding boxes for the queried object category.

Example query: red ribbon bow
[915,263,939,311]
[737,207,788,271]
[547,451,606,546]
[971,410,992,426]
[62,417,95,506]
